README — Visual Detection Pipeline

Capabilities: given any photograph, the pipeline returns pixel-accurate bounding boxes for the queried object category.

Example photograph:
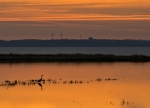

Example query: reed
[0,54,150,63]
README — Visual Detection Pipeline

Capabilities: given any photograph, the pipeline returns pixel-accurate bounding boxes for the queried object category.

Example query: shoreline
[0,54,150,63]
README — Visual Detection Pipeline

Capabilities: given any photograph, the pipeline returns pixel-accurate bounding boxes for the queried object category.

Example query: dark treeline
[0,54,150,63]
[0,39,150,47]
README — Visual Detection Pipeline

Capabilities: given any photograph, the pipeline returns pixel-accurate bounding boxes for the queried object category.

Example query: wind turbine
[60,31,64,40]
[51,33,55,40]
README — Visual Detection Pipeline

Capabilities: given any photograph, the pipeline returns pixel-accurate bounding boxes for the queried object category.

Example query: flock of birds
[0,75,118,90]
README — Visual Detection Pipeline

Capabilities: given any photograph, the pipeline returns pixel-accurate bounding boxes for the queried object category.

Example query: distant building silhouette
[89,37,93,40]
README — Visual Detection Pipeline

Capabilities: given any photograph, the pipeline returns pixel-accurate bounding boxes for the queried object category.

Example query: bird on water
[38,75,43,83]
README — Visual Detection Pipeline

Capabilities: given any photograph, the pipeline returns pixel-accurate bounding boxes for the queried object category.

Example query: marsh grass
[0,54,149,63]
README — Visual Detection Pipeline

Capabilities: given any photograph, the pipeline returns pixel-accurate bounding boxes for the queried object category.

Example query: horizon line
[1,38,150,41]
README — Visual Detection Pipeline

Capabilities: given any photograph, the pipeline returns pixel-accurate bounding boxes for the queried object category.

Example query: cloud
[0,1,150,21]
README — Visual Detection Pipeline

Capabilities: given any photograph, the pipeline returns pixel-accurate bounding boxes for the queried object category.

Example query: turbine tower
[60,31,64,40]
[51,33,55,40]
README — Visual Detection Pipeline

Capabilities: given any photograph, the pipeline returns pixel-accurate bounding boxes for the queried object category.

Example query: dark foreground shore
[0,54,150,63]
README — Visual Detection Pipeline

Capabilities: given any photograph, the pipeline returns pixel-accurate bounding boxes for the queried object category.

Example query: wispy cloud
[0,1,150,21]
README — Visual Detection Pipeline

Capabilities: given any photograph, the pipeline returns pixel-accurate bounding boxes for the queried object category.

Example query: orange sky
[0,0,150,40]
[0,0,150,21]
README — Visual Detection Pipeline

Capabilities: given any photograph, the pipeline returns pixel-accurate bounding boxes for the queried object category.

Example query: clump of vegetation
[96,78,101,81]
[0,54,150,63]
[105,78,118,81]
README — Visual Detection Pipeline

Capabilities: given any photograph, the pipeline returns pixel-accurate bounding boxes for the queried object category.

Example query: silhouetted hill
[0,39,150,47]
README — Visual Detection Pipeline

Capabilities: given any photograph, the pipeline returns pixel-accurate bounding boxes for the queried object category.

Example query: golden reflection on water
[0,63,150,108]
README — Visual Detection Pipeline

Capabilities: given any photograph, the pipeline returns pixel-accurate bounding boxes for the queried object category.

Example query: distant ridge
[0,39,150,47]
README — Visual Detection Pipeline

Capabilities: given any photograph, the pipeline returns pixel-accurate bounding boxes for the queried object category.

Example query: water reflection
[0,63,150,108]
[38,83,43,90]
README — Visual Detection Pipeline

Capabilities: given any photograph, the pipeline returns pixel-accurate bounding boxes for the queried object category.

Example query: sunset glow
[0,0,150,40]
[0,1,150,108]
[0,63,150,108]
[1,0,150,21]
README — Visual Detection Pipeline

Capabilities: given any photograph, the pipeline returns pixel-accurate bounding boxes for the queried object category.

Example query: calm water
[0,62,150,108]
[0,47,150,55]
